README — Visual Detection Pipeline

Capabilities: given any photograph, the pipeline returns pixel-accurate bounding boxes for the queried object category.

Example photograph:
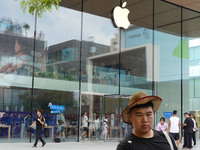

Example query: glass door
[80,93,130,142]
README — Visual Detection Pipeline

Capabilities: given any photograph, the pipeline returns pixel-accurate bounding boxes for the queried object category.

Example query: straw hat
[122,91,162,125]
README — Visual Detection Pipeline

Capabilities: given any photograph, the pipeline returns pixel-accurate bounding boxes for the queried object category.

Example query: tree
[23,23,30,37]
[17,0,61,17]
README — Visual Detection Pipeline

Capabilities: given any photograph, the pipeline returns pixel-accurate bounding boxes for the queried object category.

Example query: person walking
[183,112,194,149]
[168,110,180,148]
[80,112,88,141]
[103,119,108,141]
[29,109,46,148]
[156,117,168,131]
[94,117,100,140]
[191,114,197,148]
[117,91,177,150]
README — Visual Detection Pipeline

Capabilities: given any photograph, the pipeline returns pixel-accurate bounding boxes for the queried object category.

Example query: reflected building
[0,0,200,143]
[0,17,22,36]
[46,40,110,81]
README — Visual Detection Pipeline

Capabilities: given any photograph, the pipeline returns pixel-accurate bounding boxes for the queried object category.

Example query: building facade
[0,0,200,143]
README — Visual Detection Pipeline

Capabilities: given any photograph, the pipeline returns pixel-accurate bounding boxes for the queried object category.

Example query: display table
[0,125,11,139]
[12,125,21,137]
[44,126,54,139]
[66,126,78,136]
[110,127,122,138]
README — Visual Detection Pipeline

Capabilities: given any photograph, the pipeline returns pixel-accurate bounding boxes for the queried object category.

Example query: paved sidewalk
[1,141,200,150]
[0,141,119,150]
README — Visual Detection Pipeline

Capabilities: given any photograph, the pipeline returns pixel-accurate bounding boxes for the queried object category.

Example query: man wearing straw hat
[117,91,177,150]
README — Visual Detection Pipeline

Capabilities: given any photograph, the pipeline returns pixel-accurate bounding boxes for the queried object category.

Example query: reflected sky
[0,0,117,46]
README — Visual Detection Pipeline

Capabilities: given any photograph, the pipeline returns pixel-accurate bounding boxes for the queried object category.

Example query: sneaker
[80,135,84,142]
[42,142,46,147]
[32,145,37,148]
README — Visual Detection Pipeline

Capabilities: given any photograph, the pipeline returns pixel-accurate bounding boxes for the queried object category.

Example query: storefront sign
[51,110,62,114]
[48,102,65,114]
[163,112,173,119]
[112,2,130,29]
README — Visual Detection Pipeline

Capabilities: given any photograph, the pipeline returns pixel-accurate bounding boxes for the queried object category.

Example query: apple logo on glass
[112,2,130,29]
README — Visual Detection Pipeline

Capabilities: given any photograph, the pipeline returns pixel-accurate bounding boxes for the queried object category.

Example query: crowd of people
[0,111,124,142]
[0,94,199,150]
[80,112,111,142]
[156,110,197,149]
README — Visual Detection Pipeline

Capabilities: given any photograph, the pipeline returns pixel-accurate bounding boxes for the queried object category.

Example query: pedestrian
[57,112,66,140]
[120,120,128,138]
[116,91,177,150]
[94,117,100,140]
[80,112,88,141]
[191,114,197,148]
[168,110,181,148]
[24,114,31,138]
[156,117,168,131]
[29,109,46,148]
[103,119,108,141]
[183,112,194,149]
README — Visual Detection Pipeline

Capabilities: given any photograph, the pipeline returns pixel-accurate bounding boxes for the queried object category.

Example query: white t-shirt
[169,116,180,133]
[94,119,100,129]
[192,118,197,131]
[103,122,108,132]
[82,115,88,127]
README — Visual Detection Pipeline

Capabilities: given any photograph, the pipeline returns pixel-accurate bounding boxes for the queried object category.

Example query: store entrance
[80,93,131,142]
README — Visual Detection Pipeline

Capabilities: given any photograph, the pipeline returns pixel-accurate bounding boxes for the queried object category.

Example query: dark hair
[173,110,177,115]
[37,108,43,114]
[82,112,87,116]
[129,101,154,114]
[184,112,189,115]
[160,117,165,122]
[15,37,26,50]
[191,114,195,117]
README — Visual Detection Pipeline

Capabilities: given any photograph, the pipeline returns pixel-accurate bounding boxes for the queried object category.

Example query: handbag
[163,131,174,150]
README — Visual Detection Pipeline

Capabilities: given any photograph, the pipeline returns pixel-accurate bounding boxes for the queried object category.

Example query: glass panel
[33,4,82,142]
[154,0,182,129]
[81,0,120,141]
[121,0,153,95]
[183,8,200,141]
[0,0,34,142]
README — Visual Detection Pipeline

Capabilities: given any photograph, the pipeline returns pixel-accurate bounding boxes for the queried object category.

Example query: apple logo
[112,2,130,29]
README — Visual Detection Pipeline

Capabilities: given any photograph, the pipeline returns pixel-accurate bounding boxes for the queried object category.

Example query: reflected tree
[23,23,30,37]
[19,90,77,114]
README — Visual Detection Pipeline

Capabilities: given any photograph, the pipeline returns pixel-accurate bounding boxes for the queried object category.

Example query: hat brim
[122,96,162,125]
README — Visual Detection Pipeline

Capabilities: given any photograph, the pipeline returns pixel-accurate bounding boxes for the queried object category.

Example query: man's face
[184,114,188,118]
[129,106,154,135]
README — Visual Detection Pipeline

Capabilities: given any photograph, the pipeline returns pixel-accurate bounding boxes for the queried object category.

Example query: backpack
[41,116,46,128]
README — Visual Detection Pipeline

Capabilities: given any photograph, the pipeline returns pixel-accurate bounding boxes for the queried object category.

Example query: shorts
[58,126,65,132]
[83,127,88,132]
[170,132,180,140]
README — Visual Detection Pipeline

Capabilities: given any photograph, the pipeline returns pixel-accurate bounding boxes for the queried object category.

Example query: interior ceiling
[59,0,200,38]
[165,0,200,12]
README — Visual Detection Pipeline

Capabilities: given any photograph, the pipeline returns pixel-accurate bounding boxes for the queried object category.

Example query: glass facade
[0,0,200,143]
